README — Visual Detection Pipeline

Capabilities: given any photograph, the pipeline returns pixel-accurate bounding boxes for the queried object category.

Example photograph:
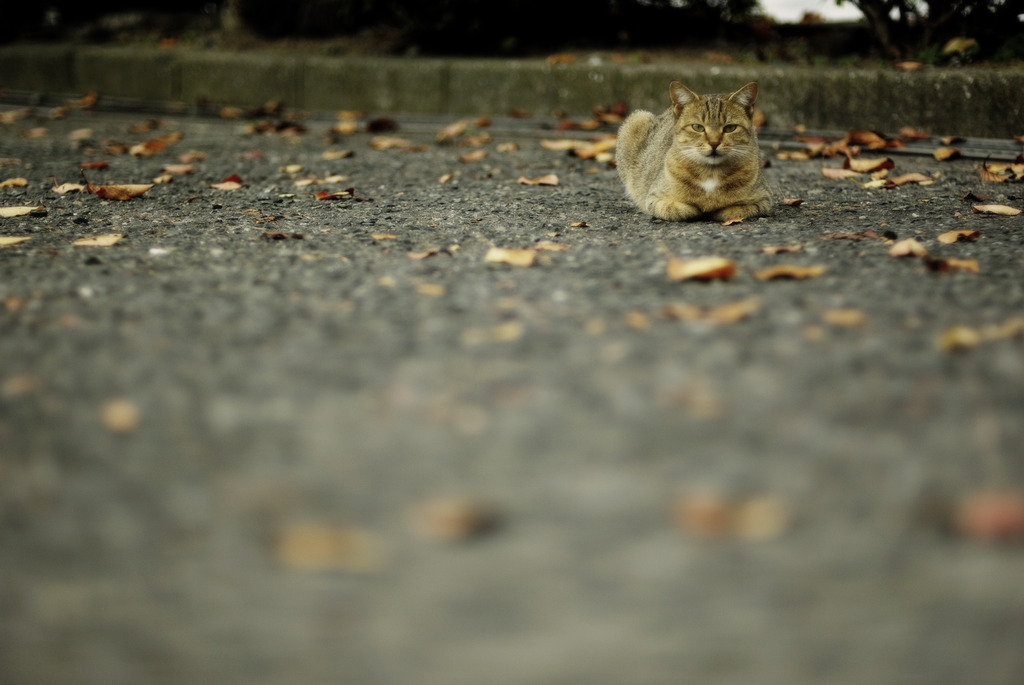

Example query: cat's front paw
[647,197,701,222]
[711,202,771,221]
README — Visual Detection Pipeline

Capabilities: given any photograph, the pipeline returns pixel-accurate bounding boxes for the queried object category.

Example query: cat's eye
[691,124,705,132]
[723,124,738,133]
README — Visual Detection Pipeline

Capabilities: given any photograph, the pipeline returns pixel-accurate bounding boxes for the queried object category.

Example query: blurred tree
[836,0,1024,59]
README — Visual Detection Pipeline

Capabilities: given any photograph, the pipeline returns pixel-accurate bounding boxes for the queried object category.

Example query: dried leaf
[322,148,354,160]
[844,130,889,149]
[822,167,861,179]
[101,398,141,434]
[889,238,928,258]
[129,131,182,157]
[843,157,894,173]
[415,282,446,297]
[496,142,519,152]
[0,236,32,246]
[436,119,469,143]
[753,264,826,280]
[73,233,123,247]
[0,205,43,218]
[666,256,736,282]
[705,297,761,324]
[314,188,353,200]
[52,182,86,194]
[822,308,866,327]
[412,497,500,541]
[209,174,243,191]
[926,257,979,274]
[485,247,536,267]
[79,160,109,170]
[572,137,617,160]
[887,172,933,186]
[781,197,803,206]
[761,244,803,254]
[721,217,744,226]
[458,149,488,163]
[274,524,384,572]
[517,174,559,186]
[954,491,1024,542]
[0,177,28,188]
[933,147,961,161]
[369,136,427,151]
[972,204,1021,216]
[539,139,581,151]
[937,230,981,244]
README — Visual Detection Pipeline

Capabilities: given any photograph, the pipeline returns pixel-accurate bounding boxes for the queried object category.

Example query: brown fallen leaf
[79,160,109,170]
[953,491,1024,542]
[485,247,536,267]
[274,523,384,572]
[73,234,123,247]
[937,325,984,351]
[937,230,981,244]
[844,129,889,149]
[753,264,826,280]
[843,156,894,173]
[572,136,617,160]
[260,232,304,241]
[539,139,582,151]
[889,238,928,258]
[129,131,182,157]
[415,282,446,297]
[412,497,500,541]
[933,147,961,161]
[0,205,43,218]
[781,197,803,206]
[822,166,861,179]
[160,163,196,175]
[822,308,867,327]
[0,236,32,246]
[209,174,243,191]
[52,182,86,194]
[666,256,736,282]
[458,149,488,163]
[0,177,28,188]
[721,217,744,226]
[314,188,354,200]
[517,174,559,186]
[705,297,761,324]
[886,172,933,186]
[672,492,790,540]
[761,244,803,254]
[925,257,979,274]
[972,204,1021,216]
[369,136,427,151]
[101,398,141,434]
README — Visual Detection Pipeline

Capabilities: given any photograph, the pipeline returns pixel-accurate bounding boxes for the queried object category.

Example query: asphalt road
[2,107,1023,685]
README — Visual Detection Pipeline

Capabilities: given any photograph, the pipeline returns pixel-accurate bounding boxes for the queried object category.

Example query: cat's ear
[669,81,700,115]
[727,82,759,117]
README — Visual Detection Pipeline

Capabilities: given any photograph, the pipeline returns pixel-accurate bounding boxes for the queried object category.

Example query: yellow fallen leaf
[938,326,984,351]
[761,244,803,254]
[889,238,928,258]
[704,297,761,324]
[415,282,446,297]
[101,398,141,434]
[517,174,559,186]
[0,177,28,188]
[753,264,826,280]
[370,233,397,241]
[73,233,123,247]
[937,230,981,244]
[0,205,42,218]
[411,497,500,541]
[0,236,31,246]
[822,167,861,179]
[933,147,961,161]
[52,182,86,194]
[972,204,1021,216]
[485,246,536,267]
[540,139,582,151]
[281,164,303,173]
[887,172,933,186]
[274,523,384,573]
[666,256,736,282]
[458,149,488,163]
[844,157,894,172]
[822,308,867,327]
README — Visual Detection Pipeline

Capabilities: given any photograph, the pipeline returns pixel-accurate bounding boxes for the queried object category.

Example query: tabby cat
[617,81,772,221]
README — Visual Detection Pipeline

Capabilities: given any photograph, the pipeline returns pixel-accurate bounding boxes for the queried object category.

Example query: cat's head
[669,81,759,166]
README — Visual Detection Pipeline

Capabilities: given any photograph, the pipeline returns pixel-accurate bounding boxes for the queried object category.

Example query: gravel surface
[2,108,1023,685]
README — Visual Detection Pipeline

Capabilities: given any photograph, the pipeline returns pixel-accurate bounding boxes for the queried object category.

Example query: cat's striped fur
[617,81,773,222]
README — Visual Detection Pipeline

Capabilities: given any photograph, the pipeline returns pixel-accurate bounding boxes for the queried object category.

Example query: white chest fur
[700,178,719,193]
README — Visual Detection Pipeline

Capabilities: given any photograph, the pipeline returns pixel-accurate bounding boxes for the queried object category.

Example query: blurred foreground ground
[1,108,1023,684]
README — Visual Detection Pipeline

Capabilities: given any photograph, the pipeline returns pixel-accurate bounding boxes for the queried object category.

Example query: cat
[617,81,773,222]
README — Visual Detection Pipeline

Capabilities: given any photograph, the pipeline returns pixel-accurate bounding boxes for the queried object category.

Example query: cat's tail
[616,110,657,204]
